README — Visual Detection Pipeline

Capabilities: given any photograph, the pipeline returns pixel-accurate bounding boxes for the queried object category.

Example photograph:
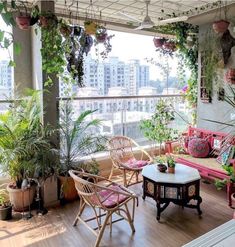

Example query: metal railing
[58,94,190,145]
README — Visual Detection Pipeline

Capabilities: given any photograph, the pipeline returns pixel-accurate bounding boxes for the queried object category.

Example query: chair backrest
[69,170,103,207]
[108,136,135,165]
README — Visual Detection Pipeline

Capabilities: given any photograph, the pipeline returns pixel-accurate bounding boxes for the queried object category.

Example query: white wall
[197,23,235,133]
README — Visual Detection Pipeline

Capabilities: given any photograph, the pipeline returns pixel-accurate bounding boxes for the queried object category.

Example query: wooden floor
[0,181,234,247]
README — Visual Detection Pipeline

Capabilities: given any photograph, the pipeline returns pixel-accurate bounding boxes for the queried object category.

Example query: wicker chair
[69,170,138,247]
[108,136,153,187]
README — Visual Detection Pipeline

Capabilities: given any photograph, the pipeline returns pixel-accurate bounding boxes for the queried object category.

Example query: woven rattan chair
[108,136,153,187]
[69,170,138,247]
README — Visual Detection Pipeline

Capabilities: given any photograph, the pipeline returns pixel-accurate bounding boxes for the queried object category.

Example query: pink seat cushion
[124,158,148,169]
[188,138,210,158]
[91,185,128,208]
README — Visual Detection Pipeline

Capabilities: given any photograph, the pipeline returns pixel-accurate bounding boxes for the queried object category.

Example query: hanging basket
[16,16,31,30]
[84,21,97,35]
[153,37,165,48]
[212,20,230,33]
[163,41,177,52]
[95,26,108,43]
[225,68,235,84]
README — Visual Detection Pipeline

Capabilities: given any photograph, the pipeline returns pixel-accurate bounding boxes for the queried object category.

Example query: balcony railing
[58,94,190,145]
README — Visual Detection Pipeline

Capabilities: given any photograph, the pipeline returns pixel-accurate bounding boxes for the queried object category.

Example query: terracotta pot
[58,176,78,201]
[0,205,12,220]
[213,20,230,33]
[153,38,165,48]
[7,184,36,212]
[16,16,31,30]
[225,68,235,84]
[168,167,175,174]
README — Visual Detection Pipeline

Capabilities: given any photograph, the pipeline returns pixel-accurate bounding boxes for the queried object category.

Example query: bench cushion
[174,154,225,173]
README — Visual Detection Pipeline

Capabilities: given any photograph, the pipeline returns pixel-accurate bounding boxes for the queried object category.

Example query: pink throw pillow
[188,138,210,158]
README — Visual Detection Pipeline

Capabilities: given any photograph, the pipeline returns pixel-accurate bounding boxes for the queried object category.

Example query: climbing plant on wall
[153,22,199,124]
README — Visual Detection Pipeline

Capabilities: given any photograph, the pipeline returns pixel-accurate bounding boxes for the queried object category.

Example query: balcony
[1,1,235,247]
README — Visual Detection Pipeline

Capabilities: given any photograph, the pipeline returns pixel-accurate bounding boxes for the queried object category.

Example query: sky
[91,30,179,81]
[0,17,179,81]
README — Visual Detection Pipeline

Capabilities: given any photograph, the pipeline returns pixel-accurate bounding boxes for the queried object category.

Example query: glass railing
[0,99,12,114]
[58,94,191,146]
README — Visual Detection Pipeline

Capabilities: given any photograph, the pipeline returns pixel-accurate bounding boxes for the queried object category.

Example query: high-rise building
[83,55,105,95]
[128,60,149,95]
[0,60,13,97]
[60,56,150,97]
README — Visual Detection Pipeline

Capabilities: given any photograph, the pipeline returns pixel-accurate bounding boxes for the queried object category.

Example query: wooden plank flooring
[0,181,234,247]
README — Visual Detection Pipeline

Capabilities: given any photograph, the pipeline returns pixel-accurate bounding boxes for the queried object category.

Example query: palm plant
[59,100,106,176]
[0,90,56,189]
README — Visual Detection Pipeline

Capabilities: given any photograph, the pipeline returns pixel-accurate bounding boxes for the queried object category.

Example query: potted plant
[95,26,108,43]
[213,20,230,34]
[84,20,97,35]
[225,68,235,84]
[0,90,55,211]
[39,12,58,28]
[215,164,235,190]
[58,100,106,201]
[15,1,31,30]
[140,99,177,156]
[153,37,166,48]
[94,28,114,60]
[0,185,12,220]
[166,154,176,173]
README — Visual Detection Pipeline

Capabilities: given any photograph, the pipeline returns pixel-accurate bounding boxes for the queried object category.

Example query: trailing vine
[154,22,199,124]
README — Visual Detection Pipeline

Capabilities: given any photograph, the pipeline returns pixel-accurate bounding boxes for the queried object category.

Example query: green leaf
[13,43,21,55]
[0,3,4,13]
[0,30,4,42]
[8,60,16,67]
[3,37,10,48]
[1,12,14,26]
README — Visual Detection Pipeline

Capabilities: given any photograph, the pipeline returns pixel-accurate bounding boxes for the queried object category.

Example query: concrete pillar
[13,26,33,94]
[40,0,59,146]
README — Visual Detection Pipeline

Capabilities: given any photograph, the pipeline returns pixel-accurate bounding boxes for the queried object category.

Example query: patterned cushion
[125,158,148,168]
[188,138,210,158]
[91,185,128,208]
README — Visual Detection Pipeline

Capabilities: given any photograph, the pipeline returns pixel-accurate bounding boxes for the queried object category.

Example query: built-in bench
[166,126,235,207]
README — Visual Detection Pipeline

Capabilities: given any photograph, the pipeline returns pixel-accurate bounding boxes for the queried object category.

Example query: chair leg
[123,169,127,187]
[136,171,138,183]
[73,198,86,226]
[94,212,111,247]
[124,204,135,233]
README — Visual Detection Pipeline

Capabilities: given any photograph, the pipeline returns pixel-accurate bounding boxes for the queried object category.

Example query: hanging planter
[59,21,72,37]
[213,20,230,33]
[153,37,166,48]
[225,68,235,84]
[16,16,31,30]
[95,26,108,43]
[15,1,31,30]
[163,41,177,52]
[39,13,58,28]
[84,20,97,35]
[186,35,194,49]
